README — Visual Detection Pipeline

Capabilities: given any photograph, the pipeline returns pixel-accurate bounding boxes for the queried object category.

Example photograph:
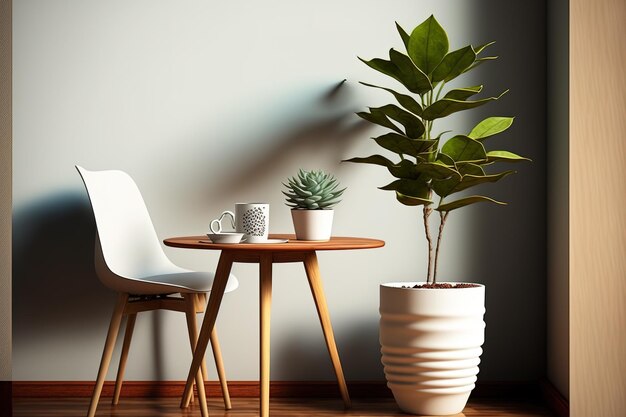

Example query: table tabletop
[163,234,385,252]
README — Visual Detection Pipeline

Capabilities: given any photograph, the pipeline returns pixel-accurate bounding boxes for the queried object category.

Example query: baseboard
[12,380,541,400]
[540,379,569,417]
[12,381,389,398]
[1,381,12,417]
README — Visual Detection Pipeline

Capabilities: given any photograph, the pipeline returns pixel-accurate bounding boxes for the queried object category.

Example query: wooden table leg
[181,252,234,409]
[259,253,273,417]
[303,252,351,409]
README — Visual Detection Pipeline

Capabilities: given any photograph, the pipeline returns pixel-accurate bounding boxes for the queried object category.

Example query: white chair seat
[98,268,239,295]
[143,270,239,294]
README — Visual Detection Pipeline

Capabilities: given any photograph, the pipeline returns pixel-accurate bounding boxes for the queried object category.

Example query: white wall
[13,0,547,381]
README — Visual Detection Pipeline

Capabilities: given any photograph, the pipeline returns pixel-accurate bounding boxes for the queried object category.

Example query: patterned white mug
[211,203,269,243]
[235,203,269,243]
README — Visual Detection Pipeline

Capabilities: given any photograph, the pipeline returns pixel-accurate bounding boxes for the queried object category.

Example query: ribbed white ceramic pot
[379,282,485,416]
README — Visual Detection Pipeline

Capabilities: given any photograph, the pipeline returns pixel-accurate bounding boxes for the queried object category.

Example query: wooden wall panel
[0,0,13,389]
[570,0,626,416]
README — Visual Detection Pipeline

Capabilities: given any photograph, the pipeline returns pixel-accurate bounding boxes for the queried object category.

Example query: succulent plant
[283,169,346,210]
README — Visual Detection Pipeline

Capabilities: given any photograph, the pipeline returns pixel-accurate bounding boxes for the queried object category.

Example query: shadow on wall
[12,192,108,341]
[274,319,384,381]
[207,80,371,200]
[459,1,547,380]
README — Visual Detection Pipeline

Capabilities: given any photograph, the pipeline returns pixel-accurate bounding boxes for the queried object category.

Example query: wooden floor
[14,397,556,417]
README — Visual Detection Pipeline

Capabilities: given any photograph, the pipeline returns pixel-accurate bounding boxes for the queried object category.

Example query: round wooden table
[163,234,385,417]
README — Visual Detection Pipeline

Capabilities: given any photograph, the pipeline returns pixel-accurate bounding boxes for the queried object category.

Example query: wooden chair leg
[201,357,209,383]
[112,313,137,405]
[184,294,209,417]
[209,326,232,410]
[87,293,128,417]
[196,293,210,383]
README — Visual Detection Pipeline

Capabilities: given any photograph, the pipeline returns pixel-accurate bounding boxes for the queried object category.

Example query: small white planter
[379,282,485,416]
[291,209,334,241]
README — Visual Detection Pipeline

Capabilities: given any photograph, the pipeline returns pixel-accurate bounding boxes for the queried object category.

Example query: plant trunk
[432,211,449,284]
[423,206,434,283]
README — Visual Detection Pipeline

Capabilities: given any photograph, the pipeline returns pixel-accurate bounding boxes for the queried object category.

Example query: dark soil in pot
[402,283,481,289]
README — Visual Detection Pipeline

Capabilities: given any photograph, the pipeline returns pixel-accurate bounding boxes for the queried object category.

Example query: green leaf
[342,154,393,167]
[292,185,313,197]
[459,162,486,177]
[417,148,438,162]
[441,135,487,163]
[374,133,436,157]
[379,179,432,206]
[414,161,461,180]
[468,117,515,140]
[282,191,300,200]
[395,22,410,50]
[396,191,432,206]
[459,163,485,176]
[422,90,508,120]
[437,152,456,166]
[374,104,425,138]
[474,41,496,55]
[486,150,531,163]
[462,56,498,73]
[359,82,423,116]
[357,108,403,134]
[407,15,449,75]
[452,170,515,194]
[431,45,477,83]
[319,198,339,207]
[444,85,483,101]
[389,49,433,94]
[432,162,514,197]
[388,160,420,179]
[359,49,432,95]
[437,195,506,212]
[380,178,428,194]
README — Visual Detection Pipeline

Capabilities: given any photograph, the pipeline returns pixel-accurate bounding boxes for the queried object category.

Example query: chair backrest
[76,166,175,281]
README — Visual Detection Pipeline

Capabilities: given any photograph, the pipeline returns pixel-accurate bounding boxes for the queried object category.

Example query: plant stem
[432,211,450,284]
[434,81,446,102]
[423,206,434,283]
[424,91,433,140]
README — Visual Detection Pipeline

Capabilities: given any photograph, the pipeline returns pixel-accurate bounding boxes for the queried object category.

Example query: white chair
[76,166,238,417]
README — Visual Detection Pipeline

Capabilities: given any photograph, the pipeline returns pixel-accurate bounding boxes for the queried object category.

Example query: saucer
[206,232,244,244]
[243,238,289,244]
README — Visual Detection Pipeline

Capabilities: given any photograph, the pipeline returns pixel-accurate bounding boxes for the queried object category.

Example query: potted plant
[282,169,346,241]
[345,15,529,415]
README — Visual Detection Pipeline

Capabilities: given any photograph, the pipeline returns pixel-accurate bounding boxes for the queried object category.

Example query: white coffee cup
[211,203,269,243]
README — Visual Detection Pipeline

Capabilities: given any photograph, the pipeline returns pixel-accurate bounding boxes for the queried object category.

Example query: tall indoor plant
[345,15,529,415]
